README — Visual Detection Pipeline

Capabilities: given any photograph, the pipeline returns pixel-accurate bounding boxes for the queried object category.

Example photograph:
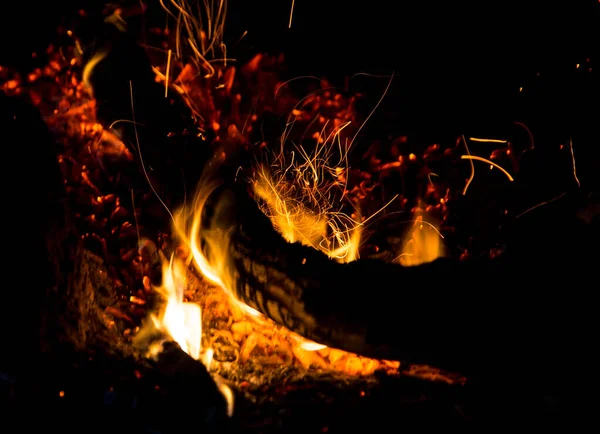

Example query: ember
[2,0,597,429]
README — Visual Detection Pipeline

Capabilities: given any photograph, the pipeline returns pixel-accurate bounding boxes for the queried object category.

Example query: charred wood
[192,152,599,385]
[148,341,230,431]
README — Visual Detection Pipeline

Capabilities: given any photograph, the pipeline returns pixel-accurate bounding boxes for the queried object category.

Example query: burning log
[80,18,598,381]
[196,175,597,378]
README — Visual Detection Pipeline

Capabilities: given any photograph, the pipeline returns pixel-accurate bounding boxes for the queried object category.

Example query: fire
[252,118,363,263]
[141,252,235,416]
[144,114,445,382]
[1,0,468,404]
[398,215,445,267]
[148,255,202,360]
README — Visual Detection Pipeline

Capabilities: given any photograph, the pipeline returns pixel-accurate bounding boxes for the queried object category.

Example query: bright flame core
[150,255,202,360]
[147,251,234,416]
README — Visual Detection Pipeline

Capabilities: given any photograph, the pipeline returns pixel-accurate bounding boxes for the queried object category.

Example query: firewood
[150,341,230,421]
[195,174,597,378]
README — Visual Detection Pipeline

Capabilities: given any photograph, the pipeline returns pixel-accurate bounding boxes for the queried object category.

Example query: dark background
[1,0,598,180]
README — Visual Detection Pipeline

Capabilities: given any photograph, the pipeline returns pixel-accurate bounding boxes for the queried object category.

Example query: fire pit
[2,1,597,431]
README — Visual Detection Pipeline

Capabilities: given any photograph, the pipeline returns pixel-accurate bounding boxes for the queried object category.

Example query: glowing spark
[275,76,324,98]
[159,0,229,76]
[349,73,394,150]
[516,192,567,219]
[405,219,444,239]
[289,0,296,28]
[514,121,535,149]
[151,66,186,94]
[468,137,508,144]
[568,138,580,187]
[461,135,475,195]
[428,172,440,186]
[460,155,514,181]
[165,49,172,98]
[394,218,445,265]
[129,81,175,223]
[82,50,108,90]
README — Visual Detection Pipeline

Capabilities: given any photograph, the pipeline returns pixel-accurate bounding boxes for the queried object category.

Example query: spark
[516,192,567,219]
[151,67,187,95]
[159,0,229,77]
[349,73,394,150]
[428,172,440,186]
[513,121,535,149]
[460,155,514,181]
[165,49,172,98]
[400,219,445,239]
[568,138,580,187]
[275,76,324,98]
[468,137,508,144]
[289,0,296,28]
[81,50,108,90]
[129,81,175,224]
[461,135,475,195]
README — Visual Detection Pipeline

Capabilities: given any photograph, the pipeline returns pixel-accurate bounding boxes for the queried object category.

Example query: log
[197,176,598,377]
[149,341,230,429]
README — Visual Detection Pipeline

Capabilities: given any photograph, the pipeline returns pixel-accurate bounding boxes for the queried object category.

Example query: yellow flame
[397,216,445,267]
[151,255,202,359]
[251,119,364,263]
[144,253,234,416]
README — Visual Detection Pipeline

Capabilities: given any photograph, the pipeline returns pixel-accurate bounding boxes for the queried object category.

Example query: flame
[1,2,462,384]
[143,252,234,416]
[251,118,363,263]
[398,215,445,267]
[150,255,202,359]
